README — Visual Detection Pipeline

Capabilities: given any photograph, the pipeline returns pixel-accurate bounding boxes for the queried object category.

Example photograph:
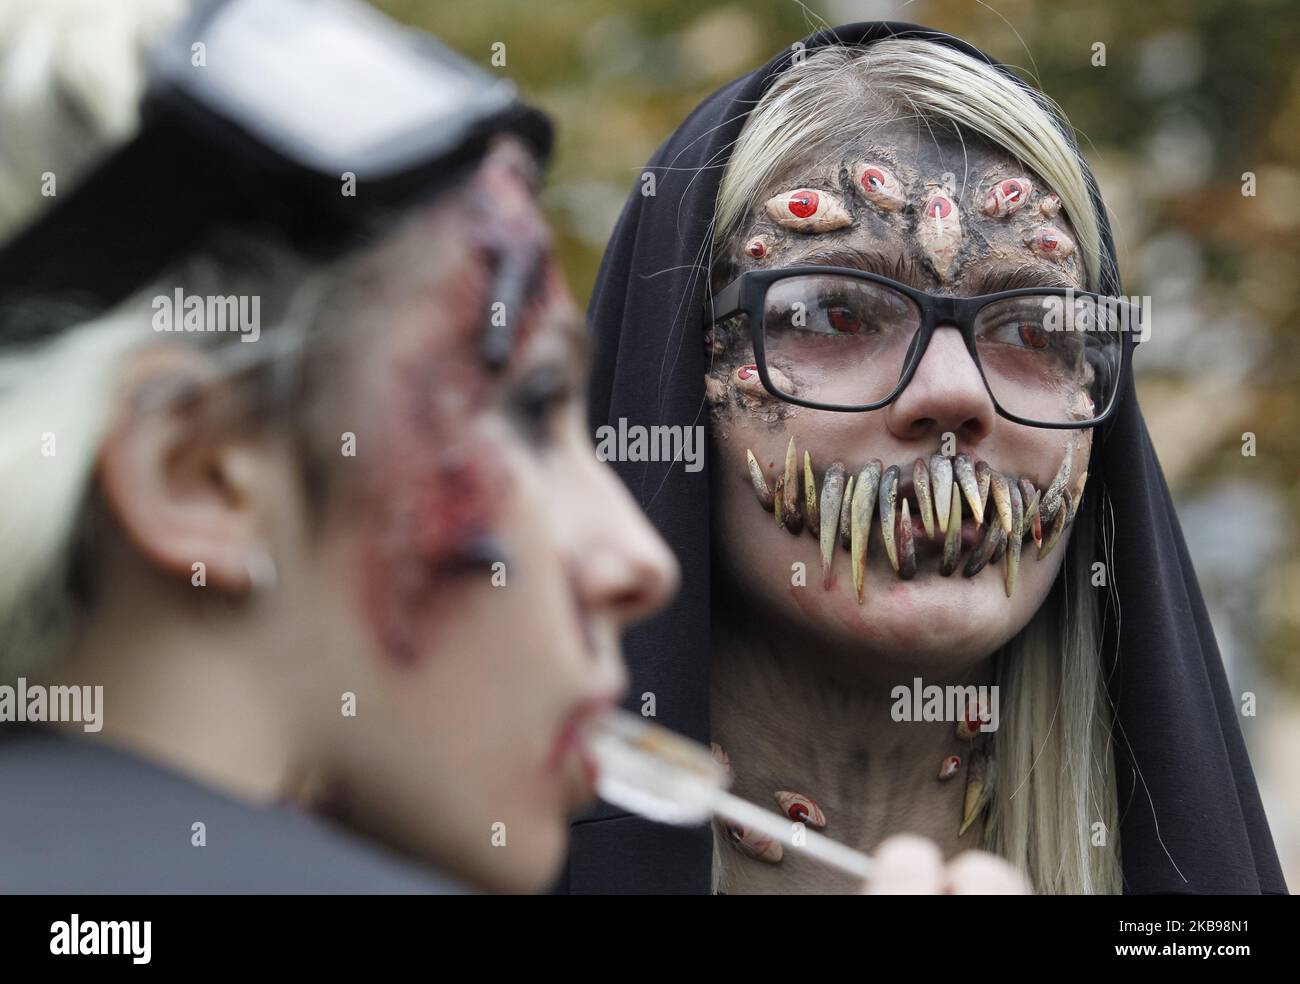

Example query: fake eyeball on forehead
[982,177,1033,217]
[852,162,906,211]
[763,188,853,233]
[916,186,963,282]
[1024,225,1076,262]
[744,234,774,260]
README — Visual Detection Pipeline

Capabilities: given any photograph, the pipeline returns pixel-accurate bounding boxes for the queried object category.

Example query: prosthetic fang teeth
[930,453,954,536]
[1018,477,1041,547]
[898,498,917,580]
[963,522,1005,578]
[955,453,983,525]
[1037,488,1070,559]
[745,443,1083,591]
[941,480,963,576]
[989,469,1013,536]
[747,449,774,511]
[803,451,820,538]
[975,460,992,524]
[1005,480,1023,598]
[782,437,802,533]
[838,474,855,551]
[819,462,847,589]
[1041,444,1074,526]
[879,465,900,571]
[850,461,882,602]
[913,457,935,539]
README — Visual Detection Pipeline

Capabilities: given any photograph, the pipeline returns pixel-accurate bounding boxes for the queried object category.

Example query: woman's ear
[97,344,275,593]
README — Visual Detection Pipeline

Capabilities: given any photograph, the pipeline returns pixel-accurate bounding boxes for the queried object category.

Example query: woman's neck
[43,594,313,808]
[710,602,993,894]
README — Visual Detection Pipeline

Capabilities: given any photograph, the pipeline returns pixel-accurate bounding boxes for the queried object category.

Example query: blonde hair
[0,1,354,680]
[714,40,1115,294]
[712,40,1121,894]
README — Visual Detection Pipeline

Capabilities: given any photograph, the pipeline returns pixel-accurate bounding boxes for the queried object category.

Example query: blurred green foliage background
[387,0,1300,874]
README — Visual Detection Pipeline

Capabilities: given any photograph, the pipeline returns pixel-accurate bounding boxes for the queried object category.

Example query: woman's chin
[783,561,1034,673]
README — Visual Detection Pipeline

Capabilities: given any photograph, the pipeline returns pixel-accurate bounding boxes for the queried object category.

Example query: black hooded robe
[563,22,1287,895]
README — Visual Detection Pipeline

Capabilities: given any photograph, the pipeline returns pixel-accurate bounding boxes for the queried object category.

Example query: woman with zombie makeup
[0,0,676,894]
[566,23,1287,894]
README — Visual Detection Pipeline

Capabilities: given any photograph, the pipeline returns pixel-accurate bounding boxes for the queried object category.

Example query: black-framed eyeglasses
[707,266,1144,429]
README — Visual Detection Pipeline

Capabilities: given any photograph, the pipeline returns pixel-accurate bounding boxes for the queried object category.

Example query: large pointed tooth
[1037,488,1070,559]
[1040,443,1074,524]
[1018,478,1040,545]
[989,469,1012,535]
[958,741,994,837]
[803,451,820,538]
[898,498,916,579]
[838,474,855,551]
[773,476,786,529]
[782,437,802,533]
[974,460,991,524]
[913,457,935,539]
[850,461,882,602]
[940,481,962,576]
[963,522,1005,577]
[879,464,900,571]
[990,532,1007,565]
[1005,481,1023,598]
[1065,470,1088,526]
[955,453,983,525]
[929,453,953,535]
[818,462,846,589]
[746,449,775,511]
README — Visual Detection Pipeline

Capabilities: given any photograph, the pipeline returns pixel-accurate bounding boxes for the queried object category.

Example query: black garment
[0,726,466,893]
[566,22,1286,894]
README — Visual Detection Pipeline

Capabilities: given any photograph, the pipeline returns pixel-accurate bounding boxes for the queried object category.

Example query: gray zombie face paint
[703,119,1087,419]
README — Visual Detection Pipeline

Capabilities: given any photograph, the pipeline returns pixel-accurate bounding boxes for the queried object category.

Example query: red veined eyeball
[1039,232,1059,250]
[927,195,952,219]
[737,365,757,380]
[787,190,819,218]
[1001,179,1025,203]
[861,168,885,191]
[745,237,767,258]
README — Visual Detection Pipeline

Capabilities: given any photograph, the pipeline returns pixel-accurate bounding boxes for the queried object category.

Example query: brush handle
[714,789,875,881]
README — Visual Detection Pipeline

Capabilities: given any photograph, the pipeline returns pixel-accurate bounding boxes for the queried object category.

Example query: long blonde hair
[712,40,1121,894]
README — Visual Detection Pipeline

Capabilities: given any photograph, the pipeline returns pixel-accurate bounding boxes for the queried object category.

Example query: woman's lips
[547,695,617,806]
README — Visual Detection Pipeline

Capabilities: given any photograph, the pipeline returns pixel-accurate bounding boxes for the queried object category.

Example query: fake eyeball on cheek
[982,177,1033,217]
[852,162,906,211]
[763,188,852,233]
[1024,225,1076,262]
[734,363,795,399]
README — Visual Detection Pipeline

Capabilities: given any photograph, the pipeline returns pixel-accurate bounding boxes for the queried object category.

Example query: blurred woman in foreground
[0,0,677,893]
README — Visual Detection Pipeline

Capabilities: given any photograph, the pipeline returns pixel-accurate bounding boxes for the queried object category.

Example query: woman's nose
[883,325,996,445]
[568,457,681,628]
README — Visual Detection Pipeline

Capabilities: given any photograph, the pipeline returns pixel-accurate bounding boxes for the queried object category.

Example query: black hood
[566,21,1286,895]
